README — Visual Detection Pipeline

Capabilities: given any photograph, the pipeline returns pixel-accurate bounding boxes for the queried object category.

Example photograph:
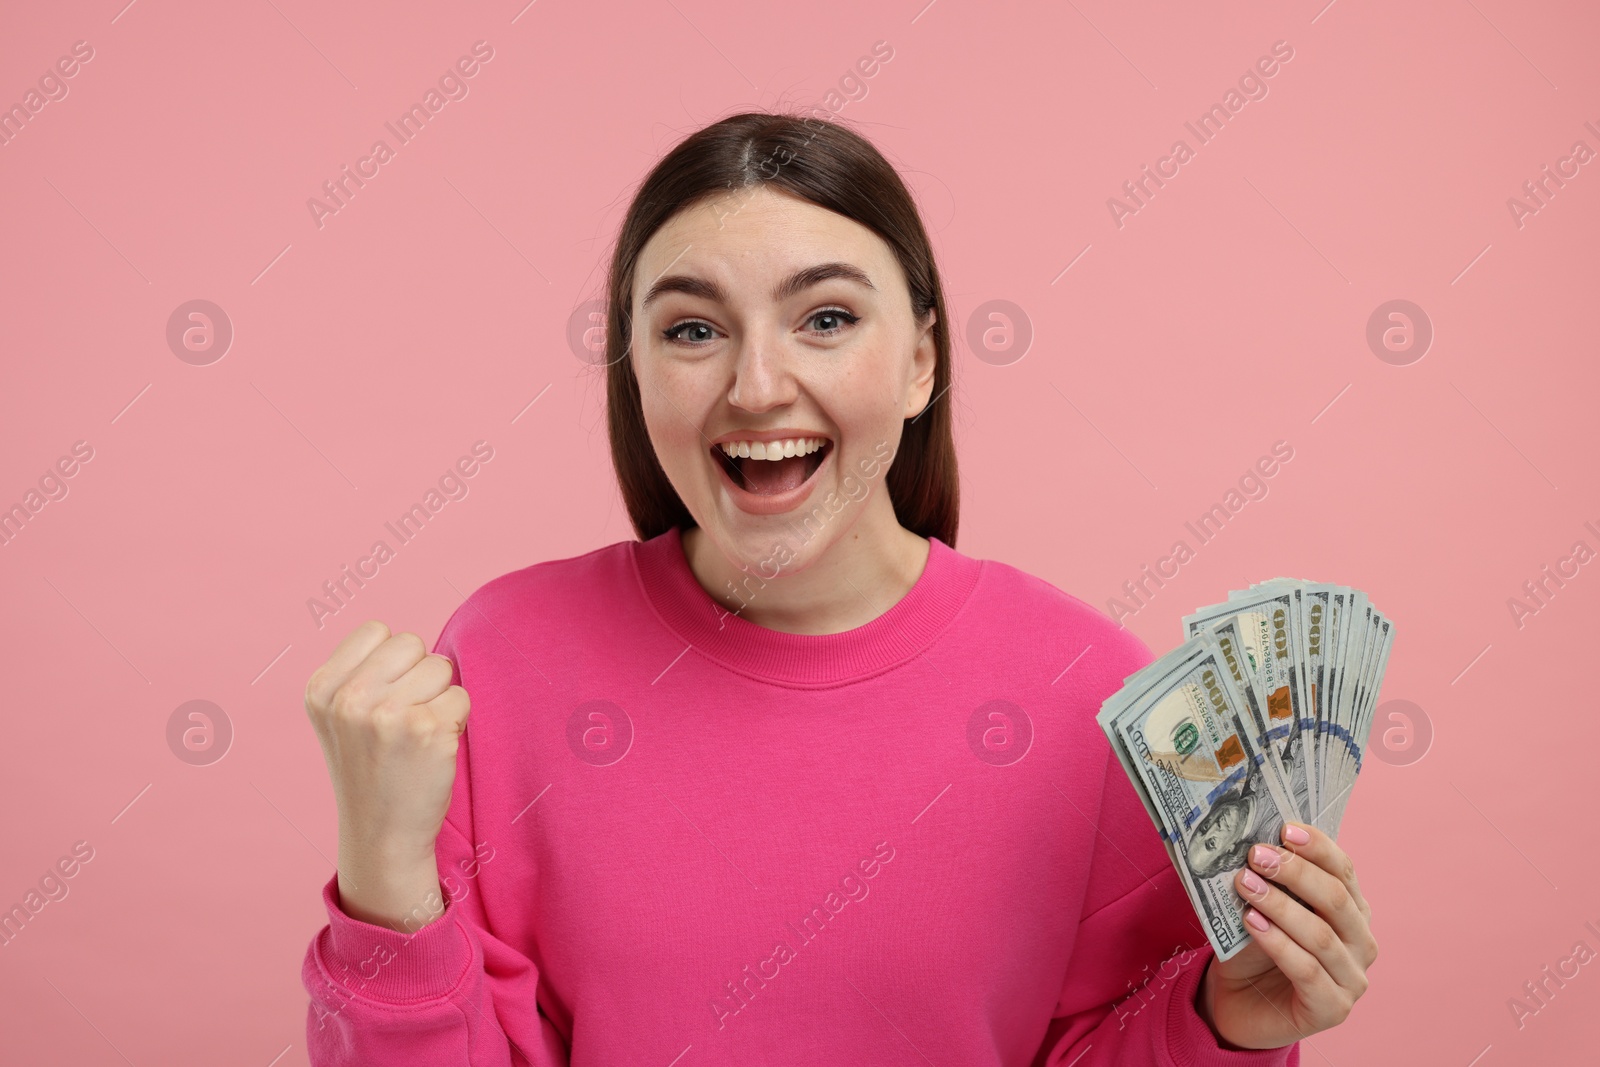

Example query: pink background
[2,0,1596,1062]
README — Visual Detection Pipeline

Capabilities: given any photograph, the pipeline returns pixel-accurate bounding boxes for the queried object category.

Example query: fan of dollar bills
[1096,578,1395,961]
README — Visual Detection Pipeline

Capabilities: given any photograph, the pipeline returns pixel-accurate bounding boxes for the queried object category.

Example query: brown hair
[601,111,959,547]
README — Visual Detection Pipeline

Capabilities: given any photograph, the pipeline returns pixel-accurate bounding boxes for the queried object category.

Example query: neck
[681,499,931,636]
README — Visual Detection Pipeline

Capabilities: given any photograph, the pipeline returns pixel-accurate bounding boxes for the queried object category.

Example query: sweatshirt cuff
[1163,950,1297,1066]
[312,871,476,1004]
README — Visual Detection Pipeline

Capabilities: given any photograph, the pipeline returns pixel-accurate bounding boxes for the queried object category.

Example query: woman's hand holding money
[1194,821,1379,1050]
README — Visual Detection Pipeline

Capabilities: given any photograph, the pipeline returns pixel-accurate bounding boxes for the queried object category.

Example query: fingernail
[1245,908,1272,932]
[1251,844,1279,870]
[1283,823,1311,845]
[1240,870,1268,896]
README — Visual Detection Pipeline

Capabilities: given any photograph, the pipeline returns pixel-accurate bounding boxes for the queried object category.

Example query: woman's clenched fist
[304,620,471,930]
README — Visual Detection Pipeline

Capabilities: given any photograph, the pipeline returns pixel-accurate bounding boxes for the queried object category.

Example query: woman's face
[629,183,936,572]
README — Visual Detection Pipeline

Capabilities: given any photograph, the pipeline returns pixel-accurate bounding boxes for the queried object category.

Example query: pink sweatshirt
[301,527,1302,1066]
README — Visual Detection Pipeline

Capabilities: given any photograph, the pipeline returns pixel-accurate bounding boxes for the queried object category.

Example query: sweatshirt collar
[631,525,982,688]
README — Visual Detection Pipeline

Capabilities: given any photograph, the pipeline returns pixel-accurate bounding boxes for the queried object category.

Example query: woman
[299,112,1376,1065]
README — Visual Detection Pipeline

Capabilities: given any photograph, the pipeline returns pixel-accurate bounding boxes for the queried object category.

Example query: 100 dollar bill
[1185,590,1314,828]
[1097,632,1289,960]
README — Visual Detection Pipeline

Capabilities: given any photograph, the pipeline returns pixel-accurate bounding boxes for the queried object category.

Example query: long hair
[601,111,959,547]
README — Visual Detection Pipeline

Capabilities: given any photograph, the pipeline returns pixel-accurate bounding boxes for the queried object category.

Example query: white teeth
[717,437,827,461]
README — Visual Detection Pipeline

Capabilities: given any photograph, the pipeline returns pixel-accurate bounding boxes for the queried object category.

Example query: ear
[903,307,939,419]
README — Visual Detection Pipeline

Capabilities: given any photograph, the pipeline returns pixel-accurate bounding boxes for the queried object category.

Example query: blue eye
[661,308,859,346]
[808,308,858,335]
[662,320,717,344]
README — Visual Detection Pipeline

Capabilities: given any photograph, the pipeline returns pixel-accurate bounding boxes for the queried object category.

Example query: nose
[725,326,799,414]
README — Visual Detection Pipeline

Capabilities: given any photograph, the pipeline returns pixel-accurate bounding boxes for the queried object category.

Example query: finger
[1235,902,1347,1030]
[392,653,457,704]
[1281,821,1373,925]
[351,630,431,687]
[308,620,391,704]
[423,685,471,733]
[1251,840,1371,958]
[1237,851,1366,993]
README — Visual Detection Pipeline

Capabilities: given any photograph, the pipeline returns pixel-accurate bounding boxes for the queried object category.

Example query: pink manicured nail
[1283,824,1311,845]
[1245,908,1272,932]
[1250,844,1279,870]
[1240,870,1268,896]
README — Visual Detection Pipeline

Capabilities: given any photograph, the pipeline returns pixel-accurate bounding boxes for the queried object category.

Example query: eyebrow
[640,261,877,310]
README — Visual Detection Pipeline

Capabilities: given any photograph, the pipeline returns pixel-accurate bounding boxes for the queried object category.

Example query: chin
[710,516,823,571]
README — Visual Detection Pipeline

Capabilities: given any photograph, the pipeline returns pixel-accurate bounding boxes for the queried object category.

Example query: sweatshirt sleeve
[1033,745,1302,1067]
[298,623,571,1067]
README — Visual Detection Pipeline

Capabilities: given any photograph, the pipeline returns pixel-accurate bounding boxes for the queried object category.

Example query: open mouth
[710,436,832,496]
